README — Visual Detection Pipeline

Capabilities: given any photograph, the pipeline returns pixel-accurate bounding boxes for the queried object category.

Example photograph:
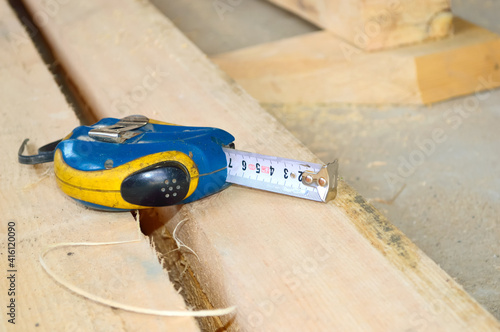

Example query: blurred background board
[267,0,452,50]
[211,18,500,105]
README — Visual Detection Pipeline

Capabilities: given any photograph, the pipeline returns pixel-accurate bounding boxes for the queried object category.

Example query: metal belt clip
[89,115,149,143]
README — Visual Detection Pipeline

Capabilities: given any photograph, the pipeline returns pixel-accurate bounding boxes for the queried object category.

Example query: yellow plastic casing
[148,119,176,126]
[53,149,199,210]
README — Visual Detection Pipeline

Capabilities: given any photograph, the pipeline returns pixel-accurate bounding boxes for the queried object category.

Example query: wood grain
[19,0,500,330]
[211,19,500,105]
[0,1,199,331]
[267,0,453,51]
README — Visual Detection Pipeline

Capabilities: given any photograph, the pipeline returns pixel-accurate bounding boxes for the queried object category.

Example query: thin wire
[39,240,236,317]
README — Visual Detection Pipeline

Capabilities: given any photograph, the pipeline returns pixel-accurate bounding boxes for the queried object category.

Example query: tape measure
[18,115,338,211]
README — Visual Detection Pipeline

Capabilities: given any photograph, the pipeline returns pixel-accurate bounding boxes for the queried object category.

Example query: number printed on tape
[223,148,324,201]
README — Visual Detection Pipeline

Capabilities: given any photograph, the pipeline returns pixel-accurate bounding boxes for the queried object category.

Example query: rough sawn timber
[266,0,452,51]
[0,1,199,331]
[211,18,500,105]
[20,0,500,330]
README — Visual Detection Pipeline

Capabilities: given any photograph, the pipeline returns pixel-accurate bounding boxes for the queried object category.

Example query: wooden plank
[20,0,500,330]
[211,18,500,105]
[0,2,199,331]
[415,19,500,104]
[267,0,453,51]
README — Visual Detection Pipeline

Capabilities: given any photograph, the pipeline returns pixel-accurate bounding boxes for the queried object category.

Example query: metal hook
[18,138,62,165]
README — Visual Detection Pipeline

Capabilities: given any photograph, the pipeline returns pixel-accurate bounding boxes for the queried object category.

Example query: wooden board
[267,0,452,51]
[0,1,199,331]
[211,18,500,105]
[20,0,500,330]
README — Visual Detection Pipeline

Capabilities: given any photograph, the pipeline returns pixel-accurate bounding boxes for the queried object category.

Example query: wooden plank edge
[210,19,500,106]
[335,183,499,327]
[266,0,453,51]
[139,209,235,331]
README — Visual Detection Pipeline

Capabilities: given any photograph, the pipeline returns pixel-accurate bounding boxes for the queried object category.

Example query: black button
[121,161,190,206]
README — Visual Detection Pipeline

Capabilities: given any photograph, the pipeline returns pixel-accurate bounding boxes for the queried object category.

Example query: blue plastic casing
[56,118,234,210]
